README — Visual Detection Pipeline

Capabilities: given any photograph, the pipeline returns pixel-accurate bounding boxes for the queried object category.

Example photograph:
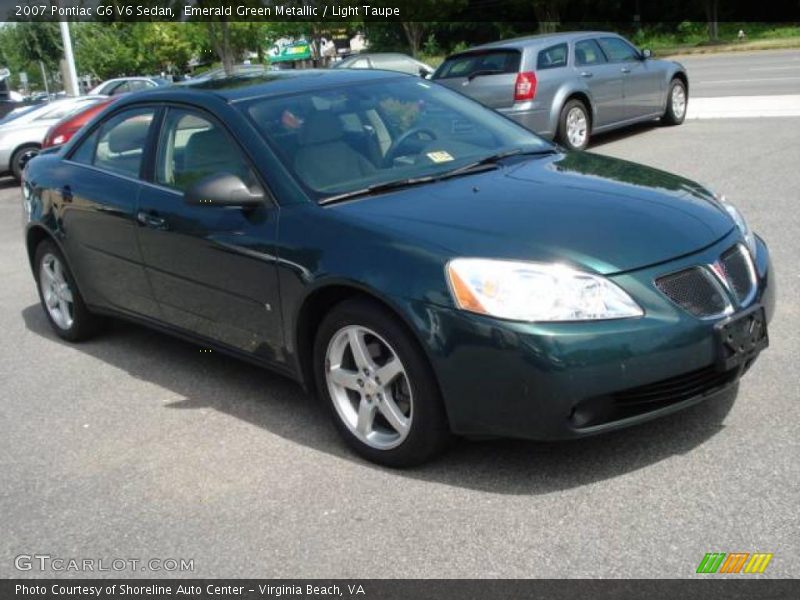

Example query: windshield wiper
[436,148,558,181]
[318,148,557,206]
[319,175,436,206]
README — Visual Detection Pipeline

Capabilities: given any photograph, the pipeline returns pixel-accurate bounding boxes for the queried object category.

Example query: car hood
[334,152,733,275]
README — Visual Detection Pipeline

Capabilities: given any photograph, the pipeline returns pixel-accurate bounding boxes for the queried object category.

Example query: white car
[89,77,170,96]
[0,97,105,181]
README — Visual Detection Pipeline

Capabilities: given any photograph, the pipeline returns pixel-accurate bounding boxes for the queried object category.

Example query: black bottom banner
[2,579,798,600]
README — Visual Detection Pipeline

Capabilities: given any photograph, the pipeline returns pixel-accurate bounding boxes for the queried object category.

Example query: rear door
[60,106,160,317]
[573,38,626,126]
[432,49,521,109]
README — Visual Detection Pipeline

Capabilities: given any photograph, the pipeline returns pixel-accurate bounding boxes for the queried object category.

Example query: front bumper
[411,231,774,440]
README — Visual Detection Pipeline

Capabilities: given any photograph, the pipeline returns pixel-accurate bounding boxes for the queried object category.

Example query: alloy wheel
[566,106,588,148]
[671,84,687,120]
[325,325,413,450]
[39,253,74,330]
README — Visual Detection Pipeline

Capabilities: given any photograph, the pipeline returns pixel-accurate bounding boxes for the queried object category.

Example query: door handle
[136,210,167,229]
[61,185,73,202]
[620,67,631,74]
[580,71,593,78]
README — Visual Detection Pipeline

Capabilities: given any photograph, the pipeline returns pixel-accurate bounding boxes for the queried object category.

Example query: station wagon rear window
[434,50,521,79]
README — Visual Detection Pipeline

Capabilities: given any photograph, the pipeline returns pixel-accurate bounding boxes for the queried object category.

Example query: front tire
[313,298,450,467]
[557,99,591,150]
[34,240,100,342]
[662,78,687,125]
[11,144,40,182]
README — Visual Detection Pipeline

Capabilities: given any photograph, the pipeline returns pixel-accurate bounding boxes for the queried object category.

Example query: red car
[42,97,115,148]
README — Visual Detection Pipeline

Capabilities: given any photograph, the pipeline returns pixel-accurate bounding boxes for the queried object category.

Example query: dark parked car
[433,32,688,150]
[21,70,773,466]
[333,53,434,77]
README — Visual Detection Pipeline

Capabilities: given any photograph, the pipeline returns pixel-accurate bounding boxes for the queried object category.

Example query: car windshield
[241,77,551,201]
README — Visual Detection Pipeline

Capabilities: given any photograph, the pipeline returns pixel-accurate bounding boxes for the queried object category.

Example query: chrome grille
[719,244,756,305]
[655,267,729,318]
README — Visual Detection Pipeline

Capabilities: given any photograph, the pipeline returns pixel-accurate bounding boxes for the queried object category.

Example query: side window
[574,39,608,66]
[350,57,370,69]
[127,80,153,92]
[537,43,568,70]
[155,108,257,192]
[597,37,640,62]
[110,82,130,95]
[73,108,154,178]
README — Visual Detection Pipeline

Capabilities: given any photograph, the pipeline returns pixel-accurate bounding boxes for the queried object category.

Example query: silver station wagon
[432,31,688,150]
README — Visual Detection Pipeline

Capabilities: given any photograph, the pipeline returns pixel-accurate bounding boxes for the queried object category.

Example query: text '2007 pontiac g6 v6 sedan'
[22,70,774,466]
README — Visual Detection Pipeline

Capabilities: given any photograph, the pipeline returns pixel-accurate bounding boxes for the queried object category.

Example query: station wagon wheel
[662,78,688,125]
[314,298,450,467]
[34,240,100,342]
[557,99,590,151]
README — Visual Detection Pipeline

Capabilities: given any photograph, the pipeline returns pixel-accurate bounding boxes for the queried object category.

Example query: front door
[136,107,283,363]
[596,36,660,120]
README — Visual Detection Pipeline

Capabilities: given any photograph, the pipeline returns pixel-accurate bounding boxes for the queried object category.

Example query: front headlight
[446,258,643,322]
[717,194,757,258]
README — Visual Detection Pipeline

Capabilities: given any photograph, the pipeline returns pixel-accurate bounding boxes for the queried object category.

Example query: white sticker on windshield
[427,151,454,163]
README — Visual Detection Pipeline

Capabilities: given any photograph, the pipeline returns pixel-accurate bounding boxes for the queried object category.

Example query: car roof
[450,31,617,53]
[122,69,409,104]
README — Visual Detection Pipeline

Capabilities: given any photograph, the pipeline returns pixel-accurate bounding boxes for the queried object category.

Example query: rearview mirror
[184,173,264,208]
[641,48,653,59]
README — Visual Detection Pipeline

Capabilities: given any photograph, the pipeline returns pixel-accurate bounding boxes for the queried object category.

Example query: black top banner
[2,0,800,23]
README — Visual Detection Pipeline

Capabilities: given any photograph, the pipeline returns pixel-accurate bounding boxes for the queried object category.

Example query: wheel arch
[25,224,87,298]
[671,70,689,95]
[26,224,55,271]
[293,282,447,416]
[561,90,594,129]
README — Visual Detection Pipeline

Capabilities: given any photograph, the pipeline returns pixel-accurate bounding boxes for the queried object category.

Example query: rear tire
[11,144,40,182]
[557,99,591,151]
[313,297,451,467]
[662,78,687,125]
[34,240,101,342]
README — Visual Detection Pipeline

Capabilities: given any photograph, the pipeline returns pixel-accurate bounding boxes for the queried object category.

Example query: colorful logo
[696,552,773,574]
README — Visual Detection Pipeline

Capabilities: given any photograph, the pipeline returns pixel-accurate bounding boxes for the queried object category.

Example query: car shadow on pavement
[22,304,735,496]
[589,121,663,149]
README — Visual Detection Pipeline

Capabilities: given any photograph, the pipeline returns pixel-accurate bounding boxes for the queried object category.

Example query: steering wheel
[383,127,438,166]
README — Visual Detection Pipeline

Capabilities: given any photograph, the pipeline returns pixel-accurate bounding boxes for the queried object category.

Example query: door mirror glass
[641,48,653,59]
[184,172,264,207]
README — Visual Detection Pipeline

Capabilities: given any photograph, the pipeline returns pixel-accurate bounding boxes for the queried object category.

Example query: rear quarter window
[537,43,568,70]
[434,50,521,79]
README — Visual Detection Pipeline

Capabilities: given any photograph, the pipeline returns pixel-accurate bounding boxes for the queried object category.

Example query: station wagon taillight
[514,71,537,102]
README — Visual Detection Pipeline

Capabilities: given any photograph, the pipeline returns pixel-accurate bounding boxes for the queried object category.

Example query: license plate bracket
[715,305,769,371]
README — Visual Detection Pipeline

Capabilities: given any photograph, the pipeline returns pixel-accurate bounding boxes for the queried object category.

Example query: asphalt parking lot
[1,113,798,577]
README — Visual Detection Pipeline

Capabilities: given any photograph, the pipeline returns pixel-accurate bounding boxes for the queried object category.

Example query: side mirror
[184,172,264,208]
[641,48,653,59]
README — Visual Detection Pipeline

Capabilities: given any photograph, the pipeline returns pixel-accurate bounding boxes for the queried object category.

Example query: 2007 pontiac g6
[22,70,774,466]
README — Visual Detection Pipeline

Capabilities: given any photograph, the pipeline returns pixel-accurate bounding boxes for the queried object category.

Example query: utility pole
[59,21,79,96]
